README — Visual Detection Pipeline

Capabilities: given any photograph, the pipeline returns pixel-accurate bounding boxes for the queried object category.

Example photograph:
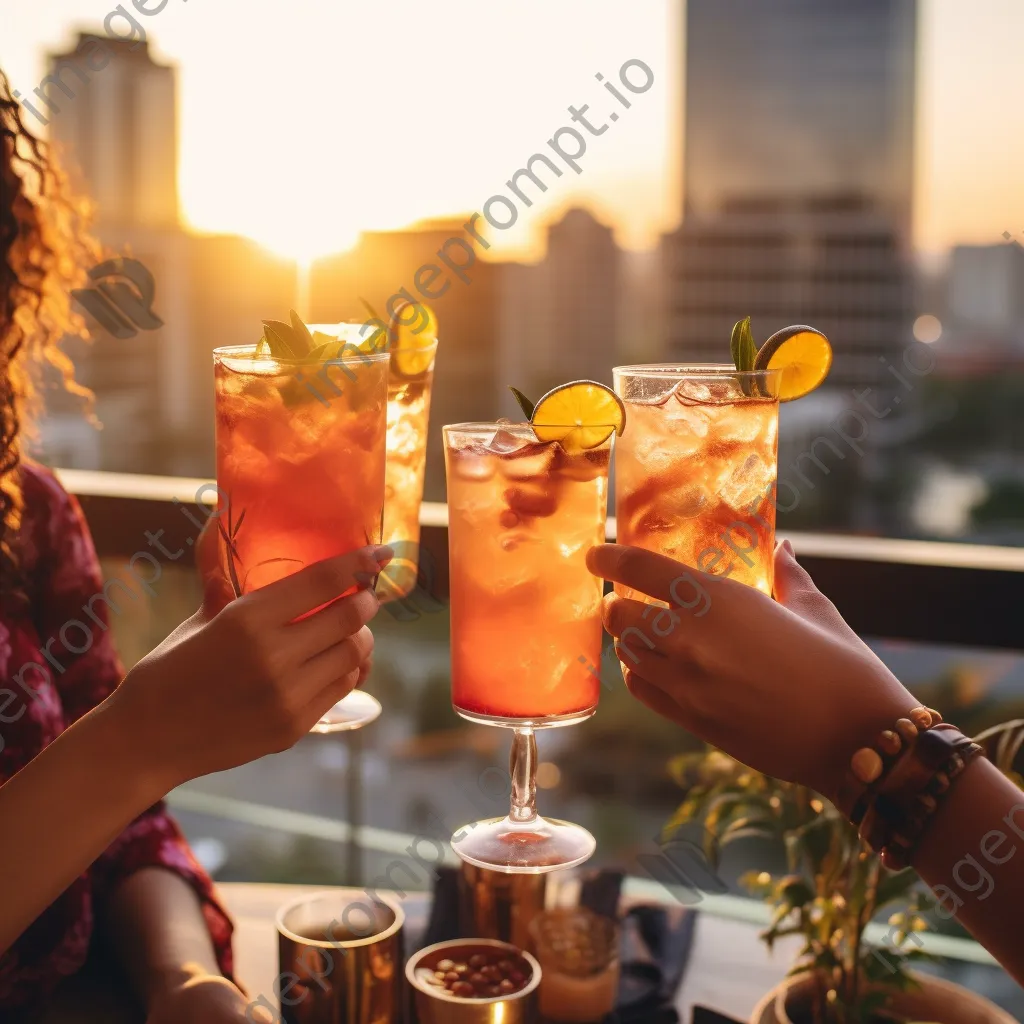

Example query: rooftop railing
[58,468,1024,973]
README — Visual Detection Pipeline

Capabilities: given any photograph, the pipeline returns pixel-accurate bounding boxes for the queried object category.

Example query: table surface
[41,882,798,1023]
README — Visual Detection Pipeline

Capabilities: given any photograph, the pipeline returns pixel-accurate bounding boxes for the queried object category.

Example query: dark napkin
[421,868,696,1023]
[692,1009,745,1024]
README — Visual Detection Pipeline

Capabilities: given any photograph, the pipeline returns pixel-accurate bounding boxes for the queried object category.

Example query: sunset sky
[2,0,1022,262]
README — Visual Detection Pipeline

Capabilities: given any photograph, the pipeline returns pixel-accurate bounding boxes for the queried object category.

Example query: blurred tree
[971,477,1024,528]
[226,835,347,886]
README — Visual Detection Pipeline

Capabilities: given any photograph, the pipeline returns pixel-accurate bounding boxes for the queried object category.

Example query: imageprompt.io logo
[72,257,163,339]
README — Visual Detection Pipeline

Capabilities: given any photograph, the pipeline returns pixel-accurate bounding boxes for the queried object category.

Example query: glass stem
[508,727,538,824]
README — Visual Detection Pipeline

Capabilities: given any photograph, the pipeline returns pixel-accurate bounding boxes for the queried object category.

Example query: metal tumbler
[276,889,404,1024]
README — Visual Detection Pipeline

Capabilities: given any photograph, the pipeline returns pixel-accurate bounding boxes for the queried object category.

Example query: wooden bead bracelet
[835,706,984,870]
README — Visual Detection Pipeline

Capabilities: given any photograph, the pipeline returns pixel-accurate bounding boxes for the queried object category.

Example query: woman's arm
[589,540,1024,985]
[910,757,1024,984]
[0,698,169,954]
[0,545,385,958]
[104,869,250,1022]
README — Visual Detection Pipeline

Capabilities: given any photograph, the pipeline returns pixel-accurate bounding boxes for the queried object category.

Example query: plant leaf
[667,751,709,785]
[509,387,536,420]
[262,319,299,359]
[289,309,315,355]
[741,320,757,370]
[873,866,918,910]
[730,318,743,370]
[730,316,756,371]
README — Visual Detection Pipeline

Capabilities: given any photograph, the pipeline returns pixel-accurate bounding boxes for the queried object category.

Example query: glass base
[309,689,382,733]
[452,815,596,874]
[454,705,596,729]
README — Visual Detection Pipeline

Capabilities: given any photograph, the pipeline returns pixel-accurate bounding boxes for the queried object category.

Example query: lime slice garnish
[387,300,438,378]
[530,379,625,451]
[754,325,832,401]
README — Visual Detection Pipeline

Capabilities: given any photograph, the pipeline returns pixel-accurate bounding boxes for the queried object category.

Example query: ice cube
[665,401,712,438]
[487,429,525,454]
[717,452,774,510]
[504,485,558,518]
[630,485,707,537]
[673,380,714,405]
[450,445,496,481]
[552,446,610,482]
[633,435,682,469]
[501,440,558,480]
[626,382,676,406]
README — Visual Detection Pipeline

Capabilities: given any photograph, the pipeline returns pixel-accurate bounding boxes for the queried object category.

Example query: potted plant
[665,721,1023,1024]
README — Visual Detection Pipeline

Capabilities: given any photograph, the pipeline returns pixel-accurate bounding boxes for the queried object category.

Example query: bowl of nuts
[406,938,541,1023]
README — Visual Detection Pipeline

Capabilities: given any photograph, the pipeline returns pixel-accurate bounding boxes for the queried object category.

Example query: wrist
[821,676,918,804]
[99,680,186,798]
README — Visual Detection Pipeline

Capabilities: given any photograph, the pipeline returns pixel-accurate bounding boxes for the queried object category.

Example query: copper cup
[458,862,547,949]
[529,908,620,1023]
[406,939,541,1023]
[276,889,404,1024]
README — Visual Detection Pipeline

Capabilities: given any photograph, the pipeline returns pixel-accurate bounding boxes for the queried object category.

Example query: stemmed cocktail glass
[444,422,612,873]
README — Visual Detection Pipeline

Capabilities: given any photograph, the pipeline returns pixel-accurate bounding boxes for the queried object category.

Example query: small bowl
[406,938,541,1023]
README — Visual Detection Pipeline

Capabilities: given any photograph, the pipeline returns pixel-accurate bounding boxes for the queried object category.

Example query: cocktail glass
[213,331,388,731]
[613,365,781,597]
[444,422,612,873]
[378,337,438,602]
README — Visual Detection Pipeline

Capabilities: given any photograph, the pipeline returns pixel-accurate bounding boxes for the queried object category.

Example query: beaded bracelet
[835,706,984,870]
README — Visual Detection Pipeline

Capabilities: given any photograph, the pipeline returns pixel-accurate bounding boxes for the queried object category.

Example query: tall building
[541,208,620,391]
[947,243,1024,341]
[310,221,501,500]
[37,35,298,477]
[46,35,178,229]
[497,208,621,409]
[665,0,917,387]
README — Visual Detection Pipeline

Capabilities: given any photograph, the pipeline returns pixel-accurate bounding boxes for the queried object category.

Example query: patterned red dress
[0,463,233,1013]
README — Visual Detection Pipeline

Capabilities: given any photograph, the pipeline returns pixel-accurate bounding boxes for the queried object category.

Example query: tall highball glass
[613,365,782,597]
[213,329,388,731]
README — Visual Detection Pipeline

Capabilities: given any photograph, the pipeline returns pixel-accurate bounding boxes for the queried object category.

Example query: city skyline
[2,0,1022,262]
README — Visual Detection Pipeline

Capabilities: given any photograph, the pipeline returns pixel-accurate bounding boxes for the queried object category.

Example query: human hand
[588,540,918,802]
[146,971,252,1024]
[109,544,391,790]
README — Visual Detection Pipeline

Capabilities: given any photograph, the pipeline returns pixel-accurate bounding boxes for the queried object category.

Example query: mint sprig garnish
[257,309,319,361]
[509,387,536,420]
[730,316,757,372]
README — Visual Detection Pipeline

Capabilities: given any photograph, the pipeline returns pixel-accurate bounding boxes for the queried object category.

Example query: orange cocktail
[213,342,388,596]
[445,424,609,722]
[444,420,612,874]
[614,366,780,596]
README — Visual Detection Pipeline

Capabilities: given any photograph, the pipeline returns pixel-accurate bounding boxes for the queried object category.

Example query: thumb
[772,539,820,609]
[773,540,859,641]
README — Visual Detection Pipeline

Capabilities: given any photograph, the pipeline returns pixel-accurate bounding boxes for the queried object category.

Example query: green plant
[666,720,1024,1024]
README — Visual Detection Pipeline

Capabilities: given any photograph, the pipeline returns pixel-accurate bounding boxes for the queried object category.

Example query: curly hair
[1,66,97,610]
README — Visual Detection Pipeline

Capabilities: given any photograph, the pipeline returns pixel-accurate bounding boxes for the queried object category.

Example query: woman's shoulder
[20,459,70,509]
[20,460,79,529]
[18,461,87,573]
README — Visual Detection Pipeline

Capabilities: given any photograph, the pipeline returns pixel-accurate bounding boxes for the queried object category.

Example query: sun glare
[247,223,362,265]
